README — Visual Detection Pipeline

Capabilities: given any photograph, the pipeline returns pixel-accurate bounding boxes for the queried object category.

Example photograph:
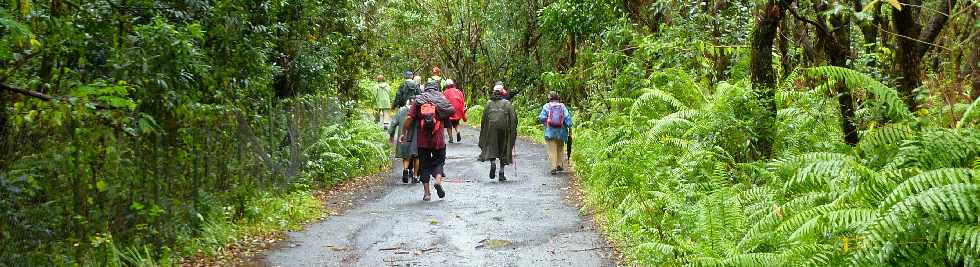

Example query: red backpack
[546,103,565,128]
[419,102,441,134]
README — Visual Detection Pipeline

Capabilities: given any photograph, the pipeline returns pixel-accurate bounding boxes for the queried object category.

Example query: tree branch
[916,0,957,57]
[1,82,55,101]
[0,52,38,83]
[1,82,110,109]
[787,3,834,43]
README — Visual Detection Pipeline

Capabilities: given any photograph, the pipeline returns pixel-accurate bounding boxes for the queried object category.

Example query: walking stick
[566,128,573,161]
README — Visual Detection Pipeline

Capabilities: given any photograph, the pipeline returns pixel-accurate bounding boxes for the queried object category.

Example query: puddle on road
[475,239,513,250]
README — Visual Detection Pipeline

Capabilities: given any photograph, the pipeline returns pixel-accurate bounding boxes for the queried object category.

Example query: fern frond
[636,241,677,260]
[646,117,694,139]
[775,204,834,235]
[957,96,980,128]
[780,243,836,267]
[931,221,980,262]
[886,129,980,170]
[857,123,913,167]
[881,168,978,210]
[805,66,912,120]
[718,253,779,267]
[630,87,688,116]
[788,208,877,241]
[874,184,980,246]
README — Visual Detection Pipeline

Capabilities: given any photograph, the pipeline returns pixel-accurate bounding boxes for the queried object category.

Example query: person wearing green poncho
[389,98,419,184]
[478,85,518,181]
[373,75,392,129]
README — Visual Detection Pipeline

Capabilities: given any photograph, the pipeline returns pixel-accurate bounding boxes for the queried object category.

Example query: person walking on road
[392,71,420,110]
[401,82,454,201]
[374,75,392,129]
[389,99,419,184]
[430,67,444,90]
[538,91,572,175]
[478,86,518,181]
[442,80,466,143]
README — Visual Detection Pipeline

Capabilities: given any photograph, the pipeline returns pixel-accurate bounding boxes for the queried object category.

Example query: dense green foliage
[371,0,978,266]
[0,0,389,265]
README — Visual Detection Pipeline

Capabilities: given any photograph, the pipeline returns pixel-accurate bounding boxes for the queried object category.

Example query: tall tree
[794,0,859,145]
[750,0,788,158]
[891,0,957,111]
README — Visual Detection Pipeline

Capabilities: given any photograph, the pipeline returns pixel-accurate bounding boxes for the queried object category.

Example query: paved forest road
[264,126,616,267]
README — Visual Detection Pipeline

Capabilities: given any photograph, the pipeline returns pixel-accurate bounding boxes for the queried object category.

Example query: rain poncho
[374,82,392,109]
[478,96,518,164]
[443,87,467,121]
[388,105,417,158]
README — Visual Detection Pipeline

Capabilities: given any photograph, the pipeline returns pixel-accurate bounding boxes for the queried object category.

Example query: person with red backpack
[442,80,466,143]
[538,91,573,175]
[400,82,455,201]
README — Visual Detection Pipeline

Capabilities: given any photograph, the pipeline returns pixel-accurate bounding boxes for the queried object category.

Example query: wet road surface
[264,126,616,267]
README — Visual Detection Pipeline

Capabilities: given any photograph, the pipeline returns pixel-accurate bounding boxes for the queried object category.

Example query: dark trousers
[418,148,446,183]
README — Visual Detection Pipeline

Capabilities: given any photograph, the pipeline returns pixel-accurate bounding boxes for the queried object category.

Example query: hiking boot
[557,166,564,172]
[489,164,497,179]
[434,183,446,198]
[423,194,431,201]
[550,169,558,175]
[402,170,410,183]
[412,177,420,184]
[456,133,462,142]
[498,172,507,181]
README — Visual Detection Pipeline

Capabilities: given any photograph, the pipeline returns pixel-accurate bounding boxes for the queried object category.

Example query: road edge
[180,165,394,267]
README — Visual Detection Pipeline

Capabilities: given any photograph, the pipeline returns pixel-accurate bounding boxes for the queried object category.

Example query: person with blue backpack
[538,91,573,175]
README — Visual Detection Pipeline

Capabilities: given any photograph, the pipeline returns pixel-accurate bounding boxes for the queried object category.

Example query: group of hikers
[373,67,573,201]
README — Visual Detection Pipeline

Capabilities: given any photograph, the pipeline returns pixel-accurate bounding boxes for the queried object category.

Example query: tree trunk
[623,0,646,30]
[855,1,880,53]
[971,18,980,100]
[750,0,786,159]
[891,0,957,111]
[777,18,792,79]
[570,33,578,69]
[713,0,731,82]
[892,0,923,111]
[817,1,859,145]
[0,90,7,170]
